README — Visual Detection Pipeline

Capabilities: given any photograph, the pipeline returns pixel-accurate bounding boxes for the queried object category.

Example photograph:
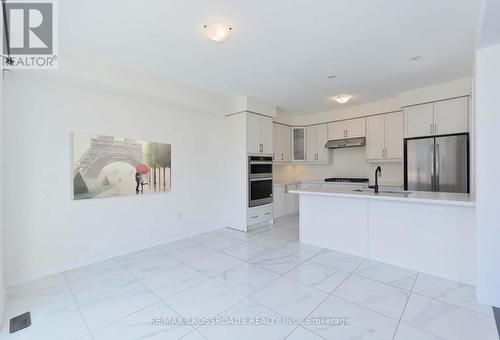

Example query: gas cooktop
[324,177,370,183]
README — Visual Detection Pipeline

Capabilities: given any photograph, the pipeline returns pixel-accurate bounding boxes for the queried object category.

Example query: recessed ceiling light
[409,55,423,61]
[327,75,337,79]
[333,95,351,104]
[203,21,232,42]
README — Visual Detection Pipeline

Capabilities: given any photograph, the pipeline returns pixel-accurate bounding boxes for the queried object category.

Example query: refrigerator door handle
[435,143,440,191]
[430,143,435,191]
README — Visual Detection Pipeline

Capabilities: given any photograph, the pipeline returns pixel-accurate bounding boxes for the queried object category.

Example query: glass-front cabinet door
[292,127,306,161]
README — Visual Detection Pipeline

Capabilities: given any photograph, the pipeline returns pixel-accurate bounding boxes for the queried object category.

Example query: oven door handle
[250,178,273,182]
[249,161,273,165]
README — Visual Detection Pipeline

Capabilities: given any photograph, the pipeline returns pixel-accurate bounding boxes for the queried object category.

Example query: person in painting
[135,171,141,193]
[140,175,147,192]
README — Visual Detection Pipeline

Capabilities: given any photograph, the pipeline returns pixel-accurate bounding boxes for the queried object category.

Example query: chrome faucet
[369,166,382,193]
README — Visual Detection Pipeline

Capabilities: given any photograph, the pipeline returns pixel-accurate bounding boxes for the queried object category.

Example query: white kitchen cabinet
[246,114,261,154]
[284,184,298,216]
[404,97,469,138]
[273,124,280,161]
[328,118,366,139]
[273,185,286,218]
[246,113,273,154]
[366,112,403,161]
[434,97,469,135]
[260,116,273,154]
[366,115,386,160]
[328,121,346,140]
[292,127,306,161]
[273,183,298,219]
[384,112,403,159]
[306,126,316,162]
[273,123,291,162]
[316,124,329,162]
[404,103,434,138]
[306,124,329,163]
[282,125,292,162]
[346,118,366,138]
[247,204,273,226]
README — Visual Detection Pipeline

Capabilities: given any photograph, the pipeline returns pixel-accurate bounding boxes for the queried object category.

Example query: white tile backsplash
[274,146,403,185]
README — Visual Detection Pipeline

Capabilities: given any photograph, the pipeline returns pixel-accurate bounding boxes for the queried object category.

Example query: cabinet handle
[264,212,271,216]
[251,215,258,219]
[434,123,437,134]
[430,124,433,135]
[282,153,284,161]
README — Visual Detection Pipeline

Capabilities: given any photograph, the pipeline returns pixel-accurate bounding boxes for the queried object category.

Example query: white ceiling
[60,0,482,114]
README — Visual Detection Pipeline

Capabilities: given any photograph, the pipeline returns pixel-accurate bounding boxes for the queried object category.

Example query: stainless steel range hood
[325,137,366,149]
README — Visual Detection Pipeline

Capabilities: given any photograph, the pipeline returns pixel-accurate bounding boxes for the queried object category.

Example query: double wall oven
[248,156,273,207]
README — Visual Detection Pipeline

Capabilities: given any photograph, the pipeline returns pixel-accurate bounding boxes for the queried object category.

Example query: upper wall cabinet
[247,113,273,154]
[434,97,469,135]
[404,97,469,138]
[273,123,292,162]
[306,124,329,163]
[366,112,403,161]
[328,121,346,140]
[328,118,366,140]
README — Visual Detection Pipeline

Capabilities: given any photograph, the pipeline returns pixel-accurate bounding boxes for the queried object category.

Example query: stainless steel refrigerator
[404,134,469,193]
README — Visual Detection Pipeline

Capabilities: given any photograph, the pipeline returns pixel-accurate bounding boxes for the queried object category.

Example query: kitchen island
[290,186,476,284]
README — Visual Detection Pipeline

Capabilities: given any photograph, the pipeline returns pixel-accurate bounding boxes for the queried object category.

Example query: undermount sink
[352,188,375,193]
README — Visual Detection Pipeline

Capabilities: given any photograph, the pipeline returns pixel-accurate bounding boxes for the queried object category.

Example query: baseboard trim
[5,226,226,287]
[272,213,299,224]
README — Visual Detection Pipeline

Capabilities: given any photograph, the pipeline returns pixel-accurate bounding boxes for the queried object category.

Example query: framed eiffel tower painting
[72,133,171,200]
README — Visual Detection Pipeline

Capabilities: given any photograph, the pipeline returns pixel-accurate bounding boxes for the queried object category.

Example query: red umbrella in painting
[135,163,150,174]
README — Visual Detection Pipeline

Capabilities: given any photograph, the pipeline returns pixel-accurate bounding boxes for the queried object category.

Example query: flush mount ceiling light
[333,95,351,104]
[203,21,232,42]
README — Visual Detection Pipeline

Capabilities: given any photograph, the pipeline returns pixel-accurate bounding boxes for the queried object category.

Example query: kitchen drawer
[247,204,273,225]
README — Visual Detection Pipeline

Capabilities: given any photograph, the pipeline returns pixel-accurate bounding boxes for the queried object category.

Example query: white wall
[275,78,472,126]
[276,97,401,126]
[398,77,472,107]
[0,70,5,320]
[475,43,500,307]
[2,70,233,286]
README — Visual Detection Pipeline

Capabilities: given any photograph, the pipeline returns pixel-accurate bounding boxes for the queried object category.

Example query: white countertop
[290,186,475,207]
[273,179,403,188]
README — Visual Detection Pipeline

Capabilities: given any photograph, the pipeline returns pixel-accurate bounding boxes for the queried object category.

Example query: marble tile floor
[0,216,498,340]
